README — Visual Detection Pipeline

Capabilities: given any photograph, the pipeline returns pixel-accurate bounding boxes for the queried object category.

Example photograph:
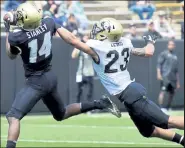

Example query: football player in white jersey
[76,18,184,146]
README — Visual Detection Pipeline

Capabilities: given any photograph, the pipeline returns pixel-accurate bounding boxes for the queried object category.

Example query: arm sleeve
[127,38,134,50]
[8,34,21,55]
[86,40,100,64]
[157,52,165,69]
[45,17,61,34]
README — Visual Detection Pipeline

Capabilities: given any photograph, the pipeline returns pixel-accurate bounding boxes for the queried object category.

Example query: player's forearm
[157,68,162,76]
[57,27,98,62]
[144,43,155,57]
[131,43,155,57]
[176,73,180,84]
[72,39,98,62]
[6,33,17,60]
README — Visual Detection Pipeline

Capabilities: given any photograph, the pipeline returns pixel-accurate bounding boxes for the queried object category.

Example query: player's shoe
[99,95,122,118]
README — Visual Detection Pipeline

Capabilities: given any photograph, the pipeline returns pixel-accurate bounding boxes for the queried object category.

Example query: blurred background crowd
[1,0,184,40]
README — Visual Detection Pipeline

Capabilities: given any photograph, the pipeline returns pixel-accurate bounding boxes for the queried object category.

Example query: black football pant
[6,70,66,121]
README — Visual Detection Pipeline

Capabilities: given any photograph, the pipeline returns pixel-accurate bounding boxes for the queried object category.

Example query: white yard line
[2,124,136,130]
[2,124,179,132]
[1,113,131,120]
[0,138,178,146]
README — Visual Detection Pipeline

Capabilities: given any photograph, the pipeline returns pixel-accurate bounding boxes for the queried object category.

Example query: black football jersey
[8,17,61,77]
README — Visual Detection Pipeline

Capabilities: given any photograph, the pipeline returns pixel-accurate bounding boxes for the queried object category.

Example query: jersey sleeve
[8,34,22,55]
[8,33,21,46]
[86,39,101,64]
[86,39,101,51]
[44,17,61,34]
[126,38,134,51]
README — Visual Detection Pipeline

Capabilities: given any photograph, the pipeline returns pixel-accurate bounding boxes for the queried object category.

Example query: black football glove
[143,34,158,45]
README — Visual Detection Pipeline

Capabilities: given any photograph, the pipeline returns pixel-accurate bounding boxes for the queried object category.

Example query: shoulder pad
[8,30,27,46]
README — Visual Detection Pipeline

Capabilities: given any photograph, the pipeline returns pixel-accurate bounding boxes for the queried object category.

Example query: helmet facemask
[90,18,123,42]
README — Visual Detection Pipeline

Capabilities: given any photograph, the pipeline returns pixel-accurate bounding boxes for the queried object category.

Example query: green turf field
[1,111,184,147]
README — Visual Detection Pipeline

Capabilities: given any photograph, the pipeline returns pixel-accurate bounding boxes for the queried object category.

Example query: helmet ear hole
[113,25,115,29]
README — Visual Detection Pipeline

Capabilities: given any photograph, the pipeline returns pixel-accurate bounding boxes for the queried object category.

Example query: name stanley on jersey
[26,24,47,39]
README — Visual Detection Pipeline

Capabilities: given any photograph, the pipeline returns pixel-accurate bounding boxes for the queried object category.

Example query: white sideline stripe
[0,138,177,146]
[2,124,179,131]
[1,113,131,120]
[1,111,183,120]
[3,124,136,130]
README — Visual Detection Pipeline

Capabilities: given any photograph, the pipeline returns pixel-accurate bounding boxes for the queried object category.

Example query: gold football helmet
[15,2,42,30]
[90,18,123,42]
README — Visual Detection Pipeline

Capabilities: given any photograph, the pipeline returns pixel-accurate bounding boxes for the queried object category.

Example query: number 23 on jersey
[105,48,129,73]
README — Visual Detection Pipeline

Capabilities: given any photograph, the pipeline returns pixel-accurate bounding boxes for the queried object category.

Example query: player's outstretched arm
[56,27,99,62]
[131,34,157,57]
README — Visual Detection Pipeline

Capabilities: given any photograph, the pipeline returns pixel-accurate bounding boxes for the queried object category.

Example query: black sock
[81,100,103,113]
[172,133,184,146]
[6,140,16,148]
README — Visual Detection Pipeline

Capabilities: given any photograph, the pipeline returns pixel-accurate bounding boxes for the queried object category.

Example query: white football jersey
[86,37,134,95]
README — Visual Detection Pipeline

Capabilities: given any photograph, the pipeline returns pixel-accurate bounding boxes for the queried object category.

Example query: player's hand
[157,74,163,80]
[176,82,180,89]
[3,13,11,32]
[3,11,16,32]
[143,34,158,44]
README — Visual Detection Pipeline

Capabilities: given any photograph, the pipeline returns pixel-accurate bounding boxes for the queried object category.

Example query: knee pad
[53,108,66,121]
[6,107,25,120]
[138,125,155,138]
[139,130,153,138]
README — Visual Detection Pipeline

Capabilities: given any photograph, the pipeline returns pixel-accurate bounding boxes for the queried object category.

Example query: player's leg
[136,96,184,145]
[77,81,83,103]
[86,76,93,101]
[126,103,184,146]
[166,85,175,110]
[151,126,184,146]
[6,85,44,148]
[141,98,184,130]
[158,81,166,108]
[120,82,184,146]
[43,88,121,121]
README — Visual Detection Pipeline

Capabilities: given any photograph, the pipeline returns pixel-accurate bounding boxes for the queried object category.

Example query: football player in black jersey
[4,2,121,148]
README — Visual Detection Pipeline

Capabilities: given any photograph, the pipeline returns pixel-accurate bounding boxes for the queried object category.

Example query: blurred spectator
[143,20,162,39]
[67,1,89,30]
[58,1,68,17]
[43,0,56,12]
[157,40,180,111]
[71,35,95,104]
[57,1,69,27]
[181,22,184,39]
[154,11,175,39]
[4,0,26,11]
[65,14,79,35]
[125,23,140,39]
[128,0,156,20]
[43,1,67,27]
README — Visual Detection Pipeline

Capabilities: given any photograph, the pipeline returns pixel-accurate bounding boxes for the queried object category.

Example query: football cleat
[99,95,122,118]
